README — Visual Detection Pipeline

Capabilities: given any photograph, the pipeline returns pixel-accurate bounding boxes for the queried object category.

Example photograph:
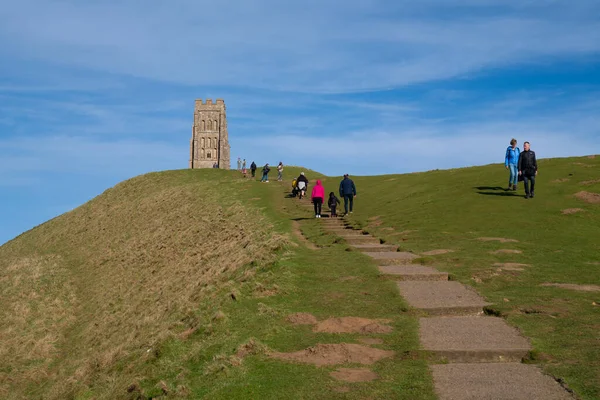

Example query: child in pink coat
[311,179,325,218]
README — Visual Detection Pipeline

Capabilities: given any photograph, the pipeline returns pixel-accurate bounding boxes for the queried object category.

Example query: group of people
[292,172,357,218]
[504,139,538,199]
[256,161,284,182]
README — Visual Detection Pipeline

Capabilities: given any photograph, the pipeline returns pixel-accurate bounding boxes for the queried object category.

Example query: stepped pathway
[314,214,573,399]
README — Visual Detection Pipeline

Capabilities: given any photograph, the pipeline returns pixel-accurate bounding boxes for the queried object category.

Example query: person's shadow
[474,186,518,196]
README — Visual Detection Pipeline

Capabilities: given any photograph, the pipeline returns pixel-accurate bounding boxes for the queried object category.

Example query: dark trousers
[313,197,323,215]
[251,169,256,177]
[523,175,536,195]
[330,205,337,216]
[343,195,353,214]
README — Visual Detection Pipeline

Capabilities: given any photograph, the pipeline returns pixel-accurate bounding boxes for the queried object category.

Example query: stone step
[396,281,491,315]
[431,363,573,400]
[419,316,530,363]
[330,230,366,236]
[363,252,419,265]
[343,236,381,245]
[379,265,449,281]
[351,244,398,253]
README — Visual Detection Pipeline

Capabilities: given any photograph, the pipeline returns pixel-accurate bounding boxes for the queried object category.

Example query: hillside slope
[337,155,600,399]
[0,169,286,399]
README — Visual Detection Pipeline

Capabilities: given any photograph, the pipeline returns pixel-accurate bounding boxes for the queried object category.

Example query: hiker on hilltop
[237,157,242,171]
[277,162,284,181]
[311,179,325,218]
[261,163,271,182]
[242,159,247,170]
[328,192,341,218]
[339,174,357,215]
[296,172,309,199]
[505,138,520,191]
[250,161,257,177]
[518,141,538,199]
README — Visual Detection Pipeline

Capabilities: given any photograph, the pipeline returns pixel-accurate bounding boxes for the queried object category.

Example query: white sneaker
[265,180,269,183]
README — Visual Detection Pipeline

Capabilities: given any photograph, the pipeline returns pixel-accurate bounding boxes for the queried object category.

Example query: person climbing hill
[311,179,325,218]
[296,172,309,199]
[339,174,357,215]
[250,161,257,178]
[328,192,341,218]
[261,163,270,182]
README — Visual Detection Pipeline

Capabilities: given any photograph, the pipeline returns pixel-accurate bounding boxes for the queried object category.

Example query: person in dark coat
[518,141,538,199]
[296,172,309,199]
[250,161,257,177]
[261,163,270,182]
[339,174,357,215]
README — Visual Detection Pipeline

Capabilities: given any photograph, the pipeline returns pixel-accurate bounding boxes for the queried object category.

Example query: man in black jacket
[339,174,357,215]
[518,141,538,199]
[296,172,309,199]
[250,161,257,178]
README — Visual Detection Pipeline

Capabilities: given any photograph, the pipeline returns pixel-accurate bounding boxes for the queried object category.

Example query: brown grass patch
[490,249,523,255]
[561,208,585,215]
[574,191,600,204]
[540,283,600,292]
[291,220,318,250]
[330,368,379,382]
[580,179,600,186]
[313,317,393,334]
[286,312,318,325]
[477,237,519,243]
[0,171,287,399]
[270,343,394,366]
[551,178,570,183]
[493,263,530,270]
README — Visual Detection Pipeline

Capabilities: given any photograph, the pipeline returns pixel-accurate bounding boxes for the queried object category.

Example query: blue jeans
[343,195,354,214]
[261,173,268,182]
[508,164,518,185]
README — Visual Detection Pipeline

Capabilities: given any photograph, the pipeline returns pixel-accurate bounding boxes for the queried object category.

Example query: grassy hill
[1,157,598,399]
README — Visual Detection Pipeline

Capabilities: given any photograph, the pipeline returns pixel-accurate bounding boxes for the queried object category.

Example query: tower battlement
[189,99,230,169]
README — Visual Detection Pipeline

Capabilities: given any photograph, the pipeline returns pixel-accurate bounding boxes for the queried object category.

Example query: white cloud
[1,0,598,92]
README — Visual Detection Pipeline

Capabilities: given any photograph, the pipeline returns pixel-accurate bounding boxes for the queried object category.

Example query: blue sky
[1,0,599,244]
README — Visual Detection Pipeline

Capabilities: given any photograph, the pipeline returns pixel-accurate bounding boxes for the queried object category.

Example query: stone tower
[189,99,231,169]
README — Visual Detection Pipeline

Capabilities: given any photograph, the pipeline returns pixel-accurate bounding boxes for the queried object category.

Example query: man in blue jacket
[339,174,357,215]
[505,138,520,191]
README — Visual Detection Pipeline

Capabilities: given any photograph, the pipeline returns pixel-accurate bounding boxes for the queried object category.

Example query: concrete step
[363,252,419,265]
[419,316,530,363]
[431,363,573,400]
[396,281,491,315]
[379,265,449,281]
[351,244,398,252]
[343,236,381,245]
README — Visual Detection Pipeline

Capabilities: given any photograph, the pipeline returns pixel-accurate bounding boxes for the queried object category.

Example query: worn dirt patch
[573,162,595,167]
[270,343,394,367]
[477,237,519,243]
[422,249,455,256]
[585,262,600,266]
[589,155,597,159]
[368,216,381,221]
[541,283,600,292]
[551,178,570,183]
[330,368,379,382]
[249,197,262,200]
[287,312,318,325]
[561,208,585,215]
[358,337,384,345]
[382,227,395,231]
[333,386,351,393]
[314,317,393,334]
[493,263,530,269]
[580,179,600,186]
[490,249,523,255]
[339,276,358,282]
[574,191,600,204]
[291,221,319,250]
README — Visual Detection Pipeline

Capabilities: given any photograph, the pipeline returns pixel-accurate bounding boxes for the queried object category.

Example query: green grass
[1,156,598,399]
[341,155,600,399]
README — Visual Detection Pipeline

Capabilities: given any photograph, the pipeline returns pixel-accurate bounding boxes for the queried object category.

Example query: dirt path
[291,220,319,250]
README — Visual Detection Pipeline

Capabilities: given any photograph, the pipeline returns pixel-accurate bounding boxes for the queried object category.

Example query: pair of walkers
[310,174,357,218]
[505,139,538,199]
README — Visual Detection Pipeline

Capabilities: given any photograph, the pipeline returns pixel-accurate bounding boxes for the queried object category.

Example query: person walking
[237,157,242,171]
[242,159,247,170]
[505,138,520,191]
[277,162,284,181]
[250,161,257,178]
[328,192,341,218]
[261,163,270,182]
[296,172,309,199]
[518,141,538,199]
[339,174,357,215]
[311,179,325,218]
